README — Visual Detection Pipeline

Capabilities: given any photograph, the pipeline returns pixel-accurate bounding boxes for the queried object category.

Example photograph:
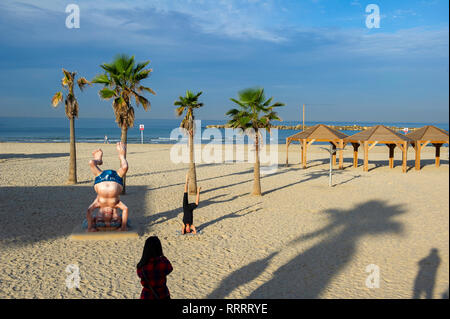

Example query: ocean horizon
[0,117,448,145]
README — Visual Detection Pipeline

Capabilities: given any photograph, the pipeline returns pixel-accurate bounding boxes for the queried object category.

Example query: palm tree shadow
[127,163,221,179]
[207,252,278,298]
[238,200,407,298]
[263,169,358,195]
[146,168,254,192]
[333,174,363,186]
[0,153,69,160]
[412,248,441,299]
[198,204,261,232]
[141,194,242,230]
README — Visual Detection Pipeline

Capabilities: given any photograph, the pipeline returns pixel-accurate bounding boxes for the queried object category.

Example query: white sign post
[139,124,144,144]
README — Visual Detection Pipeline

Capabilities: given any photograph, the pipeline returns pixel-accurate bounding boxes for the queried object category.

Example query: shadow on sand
[0,185,149,246]
[139,192,251,232]
[263,169,363,195]
[208,200,406,298]
[0,153,69,160]
[197,203,262,232]
[441,287,449,299]
[412,248,441,299]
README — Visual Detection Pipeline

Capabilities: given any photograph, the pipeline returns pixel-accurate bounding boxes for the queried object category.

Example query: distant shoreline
[1,117,448,144]
[206,124,421,132]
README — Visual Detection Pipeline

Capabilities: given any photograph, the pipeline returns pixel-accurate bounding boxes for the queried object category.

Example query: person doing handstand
[86,142,129,232]
[182,174,201,234]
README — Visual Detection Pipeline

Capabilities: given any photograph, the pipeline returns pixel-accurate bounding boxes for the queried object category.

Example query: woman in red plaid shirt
[137,236,173,299]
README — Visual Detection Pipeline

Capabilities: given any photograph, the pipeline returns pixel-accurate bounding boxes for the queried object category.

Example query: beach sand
[0,142,448,299]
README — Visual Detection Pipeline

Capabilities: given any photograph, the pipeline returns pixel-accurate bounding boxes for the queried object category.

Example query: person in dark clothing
[137,236,173,299]
[182,174,201,234]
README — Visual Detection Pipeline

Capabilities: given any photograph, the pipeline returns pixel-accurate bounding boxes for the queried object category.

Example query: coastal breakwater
[205,124,415,132]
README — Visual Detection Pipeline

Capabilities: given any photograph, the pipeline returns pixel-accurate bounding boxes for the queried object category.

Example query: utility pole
[302,103,305,130]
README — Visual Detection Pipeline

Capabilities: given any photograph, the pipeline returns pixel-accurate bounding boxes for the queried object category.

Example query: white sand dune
[0,142,448,299]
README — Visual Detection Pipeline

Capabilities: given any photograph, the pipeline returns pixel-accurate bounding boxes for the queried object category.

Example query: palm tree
[174,90,204,194]
[92,54,156,193]
[51,69,90,184]
[226,87,284,196]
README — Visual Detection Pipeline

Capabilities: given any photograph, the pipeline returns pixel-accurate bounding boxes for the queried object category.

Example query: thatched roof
[344,125,411,143]
[406,125,449,142]
[286,124,348,141]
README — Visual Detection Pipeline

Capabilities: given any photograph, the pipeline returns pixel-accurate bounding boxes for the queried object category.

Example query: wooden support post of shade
[300,143,303,165]
[285,139,289,167]
[339,139,344,169]
[302,139,307,169]
[414,142,421,170]
[434,143,442,167]
[363,141,369,172]
[402,141,408,173]
[352,143,359,168]
[388,144,396,168]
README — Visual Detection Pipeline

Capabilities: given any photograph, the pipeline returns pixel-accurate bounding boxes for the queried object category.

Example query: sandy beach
[0,142,448,299]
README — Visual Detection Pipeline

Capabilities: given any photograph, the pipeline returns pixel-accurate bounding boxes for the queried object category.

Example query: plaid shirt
[137,256,173,299]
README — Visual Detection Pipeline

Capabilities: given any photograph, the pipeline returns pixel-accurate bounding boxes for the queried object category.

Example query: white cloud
[1,0,288,43]
[279,26,449,67]
[1,0,448,57]
[350,1,362,7]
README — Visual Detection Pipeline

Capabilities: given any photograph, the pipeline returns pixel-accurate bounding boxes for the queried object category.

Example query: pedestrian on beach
[182,173,201,234]
[104,135,109,144]
[137,236,173,299]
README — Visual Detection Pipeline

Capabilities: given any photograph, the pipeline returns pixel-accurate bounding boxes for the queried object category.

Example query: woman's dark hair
[137,236,163,268]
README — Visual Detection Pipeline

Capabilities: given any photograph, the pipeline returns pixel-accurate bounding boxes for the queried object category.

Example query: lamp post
[320,144,344,187]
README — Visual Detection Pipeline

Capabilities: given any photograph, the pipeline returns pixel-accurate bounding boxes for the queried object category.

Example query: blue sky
[0,0,448,123]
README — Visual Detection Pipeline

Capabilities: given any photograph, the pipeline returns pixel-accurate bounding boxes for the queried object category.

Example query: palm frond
[91,74,111,85]
[135,93,150,111]
[174,90,203,127]
[270,102,285,108]
[226,87,284,132]
[175,106,185,117]
[133,61,150,74]
[93,54,155,130]
[61,76,69,87]
[262,97,273,107]
[51,91,63,107]
[62,68,73,82]
[225,108,240,116]
[134,69,151,82]
[138,85,156,95]
[99,87,116,100]
[77,77,91,91]
[100,63,116,74]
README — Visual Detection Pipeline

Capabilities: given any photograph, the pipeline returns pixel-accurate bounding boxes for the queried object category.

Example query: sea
[0,117,448,145]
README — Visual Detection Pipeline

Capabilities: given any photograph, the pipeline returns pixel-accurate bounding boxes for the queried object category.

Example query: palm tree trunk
[120,126,128,194]
[188,130,197,195]
[252,133,261,196]
[67,116,77,184]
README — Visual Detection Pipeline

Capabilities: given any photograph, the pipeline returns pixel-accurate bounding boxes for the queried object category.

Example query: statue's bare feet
[92,149,103,165]
[116,142,126,157]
